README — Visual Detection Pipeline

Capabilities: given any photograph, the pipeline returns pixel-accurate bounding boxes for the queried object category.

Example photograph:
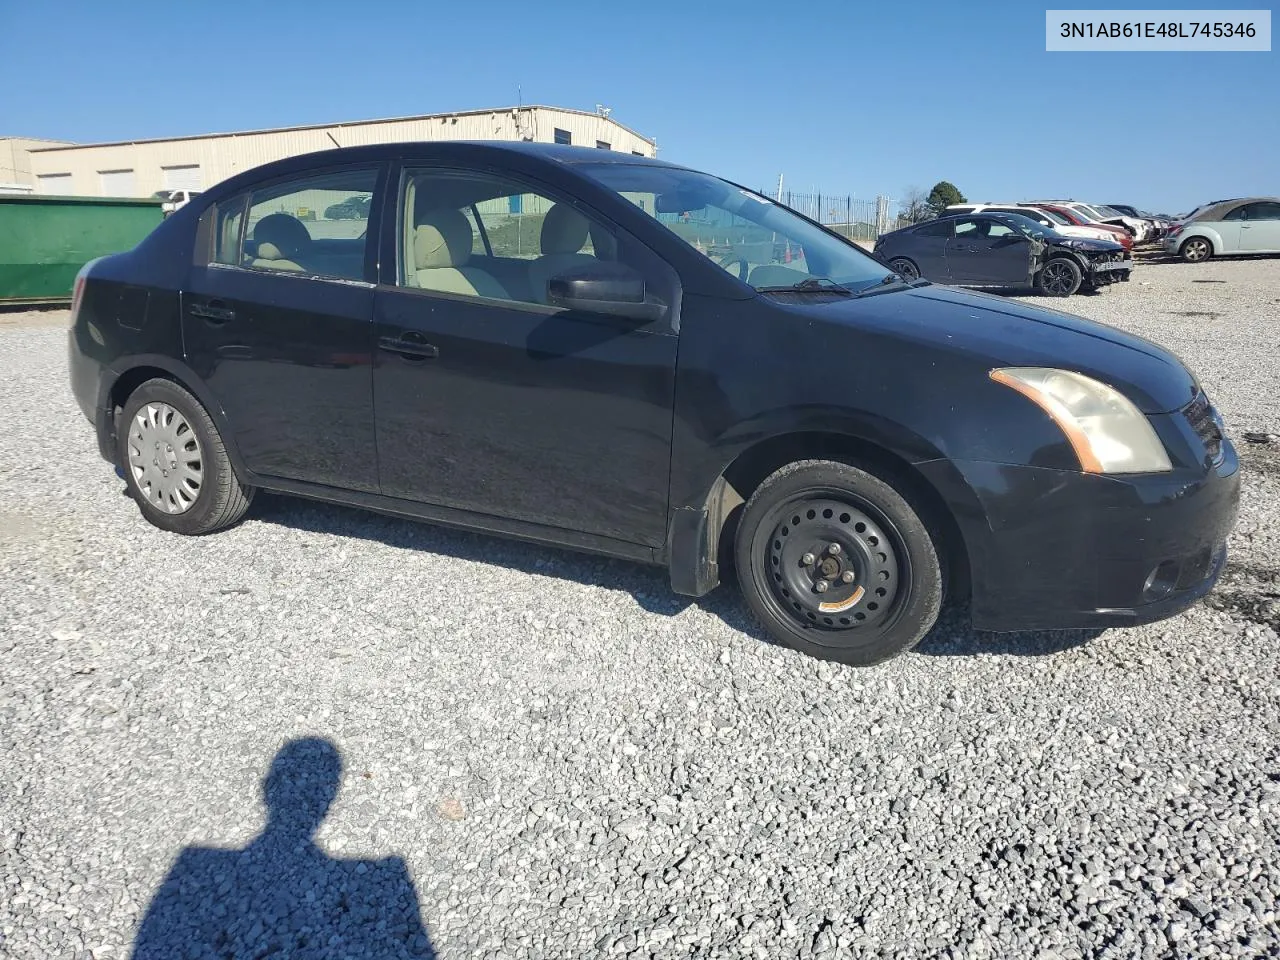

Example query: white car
[945,204,1121,244]
[1033,201,1149,242]
[154,189,202,216]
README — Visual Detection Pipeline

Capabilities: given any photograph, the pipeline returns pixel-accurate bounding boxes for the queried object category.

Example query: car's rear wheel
[1037,257,1083,296]
[118,378,253,535]
[888,257,920,281]
[1180,236,1212,263]
[734,460,944,666]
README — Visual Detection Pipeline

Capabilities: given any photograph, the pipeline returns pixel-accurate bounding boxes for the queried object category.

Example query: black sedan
[875,212,1132,296]
[68,142,1236,666]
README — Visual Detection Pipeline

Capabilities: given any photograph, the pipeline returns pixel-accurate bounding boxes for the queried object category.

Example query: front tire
[1180,236,1212,263]
[117,378,253,535]
[734,460,944,666]
[1037,257,1083,296]
[888,257,920,281]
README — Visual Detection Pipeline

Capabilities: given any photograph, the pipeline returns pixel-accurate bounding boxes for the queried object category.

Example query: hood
[1045,235,1124,254]
[812,285,1197,413]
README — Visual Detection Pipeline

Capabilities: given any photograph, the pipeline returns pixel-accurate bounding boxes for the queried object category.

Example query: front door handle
[188,300,236,324]
[378,333,439,361]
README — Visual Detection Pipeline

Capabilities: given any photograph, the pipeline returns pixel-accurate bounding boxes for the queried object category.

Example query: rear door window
[235,168,379,280]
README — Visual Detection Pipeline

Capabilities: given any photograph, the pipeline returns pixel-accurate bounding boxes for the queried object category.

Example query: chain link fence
[759,190,914,242]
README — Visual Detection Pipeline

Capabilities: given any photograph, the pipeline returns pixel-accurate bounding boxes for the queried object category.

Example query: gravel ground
[2,257,1279,960]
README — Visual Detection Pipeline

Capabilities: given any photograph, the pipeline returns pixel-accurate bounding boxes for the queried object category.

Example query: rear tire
[1036,257,1083,296]
[117,378,253,535]
[734,459,944,667]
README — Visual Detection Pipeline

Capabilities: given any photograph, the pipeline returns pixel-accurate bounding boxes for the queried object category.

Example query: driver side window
[397,168,673,314]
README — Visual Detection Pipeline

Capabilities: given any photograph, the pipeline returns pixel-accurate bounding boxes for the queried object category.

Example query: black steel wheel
[1036,257,1083,297]
[735,459,944,666]
[888,257,920,281]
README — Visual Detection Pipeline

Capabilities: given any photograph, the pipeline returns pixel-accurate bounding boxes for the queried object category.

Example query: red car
[1027,204,1133,251]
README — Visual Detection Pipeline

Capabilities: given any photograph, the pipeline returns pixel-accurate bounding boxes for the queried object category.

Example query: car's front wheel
[1037,257,1083,296]
[887,257,920,281]
[1180,236,1212,263]
[734,459,944,666]
[117,378,253,535]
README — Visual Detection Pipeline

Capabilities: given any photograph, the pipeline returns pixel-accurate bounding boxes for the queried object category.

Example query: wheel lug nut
[815,580,829,593]
[801,552,816,566]
[841,570,855,583]
[828,543,842,556]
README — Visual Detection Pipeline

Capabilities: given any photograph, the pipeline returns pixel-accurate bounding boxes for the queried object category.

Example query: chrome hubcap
[1186,240,1208,261]
[127,402,203,514]
[890,259,918,280]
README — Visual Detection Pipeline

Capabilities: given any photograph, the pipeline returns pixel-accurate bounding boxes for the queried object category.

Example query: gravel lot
[2,257,1278,960]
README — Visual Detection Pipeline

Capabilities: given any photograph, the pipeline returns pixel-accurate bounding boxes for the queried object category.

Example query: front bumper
[919,440,1240,632]
[1085,257,1133,286]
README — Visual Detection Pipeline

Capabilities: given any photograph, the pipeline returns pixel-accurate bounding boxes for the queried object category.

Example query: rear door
[183,164,386,491]
[945,217,1031,285]
[1237,201,1280,251]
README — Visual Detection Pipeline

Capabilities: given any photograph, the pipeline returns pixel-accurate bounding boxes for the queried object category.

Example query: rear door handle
[378,332,439,360]
[188,300,236,323]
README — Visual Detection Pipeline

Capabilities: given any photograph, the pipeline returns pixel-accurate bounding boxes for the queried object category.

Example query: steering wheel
[714,256,750,281]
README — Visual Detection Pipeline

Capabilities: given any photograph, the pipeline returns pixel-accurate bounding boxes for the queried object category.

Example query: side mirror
[547,263,665,323]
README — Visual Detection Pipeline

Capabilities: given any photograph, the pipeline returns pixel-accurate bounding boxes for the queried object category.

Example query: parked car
[875,212,1130,295]
[1105,205,1168,239]
[153,189,202,217]
[946,203,1130,249]
[1164,197,1280,262]
[324,195,373,220]
[1029,203,1133,248]
[67,142,1237,666]
[1030,201,1149,241]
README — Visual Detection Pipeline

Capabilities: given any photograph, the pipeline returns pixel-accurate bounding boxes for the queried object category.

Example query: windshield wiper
[757,277,854,296]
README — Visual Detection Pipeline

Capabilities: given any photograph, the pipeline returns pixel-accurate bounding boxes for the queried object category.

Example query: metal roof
[25,105,655,154]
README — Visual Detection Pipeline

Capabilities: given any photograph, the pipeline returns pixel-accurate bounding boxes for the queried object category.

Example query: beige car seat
[527,204,603,304]
[249,214,310,272]
[412,208,508,299]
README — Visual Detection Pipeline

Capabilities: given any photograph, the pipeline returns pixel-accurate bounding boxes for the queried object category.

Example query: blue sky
[2,0,1275,213]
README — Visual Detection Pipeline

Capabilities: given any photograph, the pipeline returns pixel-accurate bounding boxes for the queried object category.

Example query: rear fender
[96,354,252,481]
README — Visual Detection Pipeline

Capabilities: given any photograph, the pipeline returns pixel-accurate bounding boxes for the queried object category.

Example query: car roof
[201,140,687,202]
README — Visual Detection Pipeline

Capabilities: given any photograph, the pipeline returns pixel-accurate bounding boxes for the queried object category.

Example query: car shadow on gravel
[251,493,694,618]
[251,495,1108,659]
[130,738,436,960]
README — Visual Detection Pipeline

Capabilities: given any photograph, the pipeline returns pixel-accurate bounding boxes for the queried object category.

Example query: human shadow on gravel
[130,737,435,960]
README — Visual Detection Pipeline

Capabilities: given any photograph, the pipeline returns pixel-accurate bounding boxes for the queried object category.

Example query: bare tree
[899,185,931,224]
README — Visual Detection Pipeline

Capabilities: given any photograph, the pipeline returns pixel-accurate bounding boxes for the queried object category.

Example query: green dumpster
[0,194,165,306]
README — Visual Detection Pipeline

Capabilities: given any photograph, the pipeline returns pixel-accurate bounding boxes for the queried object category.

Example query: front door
[945,217,1031,285]
[182,165,384,491]
[371,166,679,547]
[1238,201,1280,251]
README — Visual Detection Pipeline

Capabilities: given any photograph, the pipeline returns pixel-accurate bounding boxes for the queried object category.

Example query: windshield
[579,164,893,293]
[994,213,1056,240]
[1077,204,1111,220]
[1026,206,1069,225]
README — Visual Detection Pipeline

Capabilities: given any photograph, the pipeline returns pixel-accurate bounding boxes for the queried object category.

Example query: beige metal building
[13,106,656,199]
[0,137,75,193]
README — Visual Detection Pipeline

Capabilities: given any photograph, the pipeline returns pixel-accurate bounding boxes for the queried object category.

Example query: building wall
[0,137,76,191]
[26,107,655,199]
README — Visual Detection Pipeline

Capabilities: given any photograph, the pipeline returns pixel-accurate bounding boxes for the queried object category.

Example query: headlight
[990,367,1172,474]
